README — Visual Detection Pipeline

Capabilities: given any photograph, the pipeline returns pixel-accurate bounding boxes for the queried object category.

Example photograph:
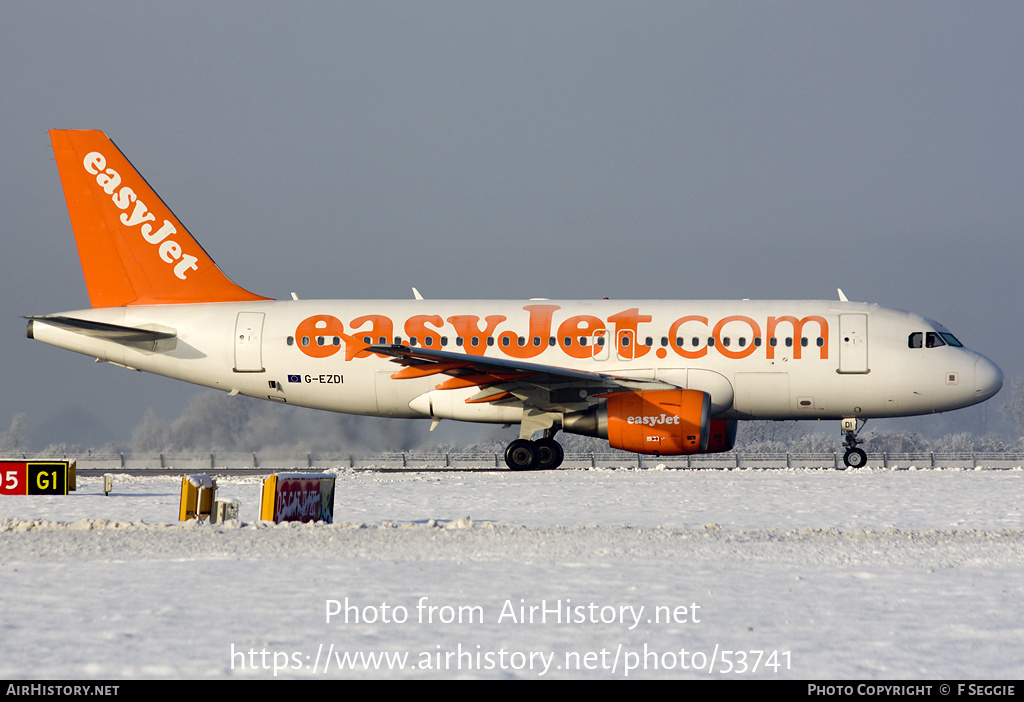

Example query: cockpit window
[910,330,965,349]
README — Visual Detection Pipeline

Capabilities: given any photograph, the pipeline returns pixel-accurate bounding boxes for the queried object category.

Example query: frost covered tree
[861,430,930,454]
[124,390,445,454]
[0,413,30,453]
[999,376,1024,439]
[735,420,803,453]
[930,432,976,453]
[131,409,171,452]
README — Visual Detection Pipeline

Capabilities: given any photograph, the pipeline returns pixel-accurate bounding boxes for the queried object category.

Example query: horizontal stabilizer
[26,315,176,343]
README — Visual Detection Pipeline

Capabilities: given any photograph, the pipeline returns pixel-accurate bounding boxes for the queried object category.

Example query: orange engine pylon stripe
[434,372,533,390]
[465,391,514,404]
[391,362,472,380]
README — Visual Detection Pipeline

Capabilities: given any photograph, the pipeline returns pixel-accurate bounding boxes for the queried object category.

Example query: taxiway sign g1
[28,130,1003,469]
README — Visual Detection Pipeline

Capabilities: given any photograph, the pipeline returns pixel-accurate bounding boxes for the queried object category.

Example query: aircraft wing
[366,343,675,413]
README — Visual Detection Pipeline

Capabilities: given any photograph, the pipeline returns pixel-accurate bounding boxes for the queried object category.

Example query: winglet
[837,288,849,302]
[49,129,271,307]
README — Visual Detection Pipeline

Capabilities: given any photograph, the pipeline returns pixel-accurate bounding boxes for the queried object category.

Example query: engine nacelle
[564,389,716,455]
[706,419,738,452]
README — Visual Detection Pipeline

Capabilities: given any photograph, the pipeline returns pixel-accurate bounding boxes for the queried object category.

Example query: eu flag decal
[287,374,301,383]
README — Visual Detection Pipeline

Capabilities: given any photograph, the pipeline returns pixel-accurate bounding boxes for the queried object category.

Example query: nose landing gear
[841,417,868,469]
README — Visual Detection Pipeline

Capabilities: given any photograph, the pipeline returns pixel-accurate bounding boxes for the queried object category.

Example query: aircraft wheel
[505,439,538,471]
[843,448,867,469]
[534,438,564,470]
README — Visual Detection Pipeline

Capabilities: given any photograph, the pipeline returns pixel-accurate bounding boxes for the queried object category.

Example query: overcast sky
[2,2,1022,448]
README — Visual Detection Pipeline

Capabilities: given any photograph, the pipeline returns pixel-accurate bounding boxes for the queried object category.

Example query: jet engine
[563,389,735,455]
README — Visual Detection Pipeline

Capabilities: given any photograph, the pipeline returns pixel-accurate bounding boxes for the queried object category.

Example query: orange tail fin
[49,129,271,307]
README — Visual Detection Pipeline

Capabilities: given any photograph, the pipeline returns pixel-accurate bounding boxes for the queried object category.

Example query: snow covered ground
[1,466,1021,680]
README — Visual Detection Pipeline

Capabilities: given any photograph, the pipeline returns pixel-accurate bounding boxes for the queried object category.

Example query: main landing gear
[841,417,867,469]
[504,436,565,470]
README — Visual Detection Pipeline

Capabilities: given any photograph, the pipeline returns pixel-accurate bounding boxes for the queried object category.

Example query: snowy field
[1,466,1021,680]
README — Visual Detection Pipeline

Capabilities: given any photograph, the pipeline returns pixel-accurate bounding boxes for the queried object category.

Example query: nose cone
[974,355,1003,403]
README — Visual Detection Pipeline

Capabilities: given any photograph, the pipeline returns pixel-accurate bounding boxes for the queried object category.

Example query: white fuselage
[30,298,1003,425]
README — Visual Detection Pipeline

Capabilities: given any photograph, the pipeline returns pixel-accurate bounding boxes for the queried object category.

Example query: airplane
[27,129,1004,469]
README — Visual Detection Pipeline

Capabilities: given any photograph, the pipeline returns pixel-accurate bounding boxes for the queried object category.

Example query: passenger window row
[284,334,827,350]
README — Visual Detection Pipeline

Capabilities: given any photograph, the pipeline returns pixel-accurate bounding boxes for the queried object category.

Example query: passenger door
[838,314,868,373]
[234,312,265,372]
